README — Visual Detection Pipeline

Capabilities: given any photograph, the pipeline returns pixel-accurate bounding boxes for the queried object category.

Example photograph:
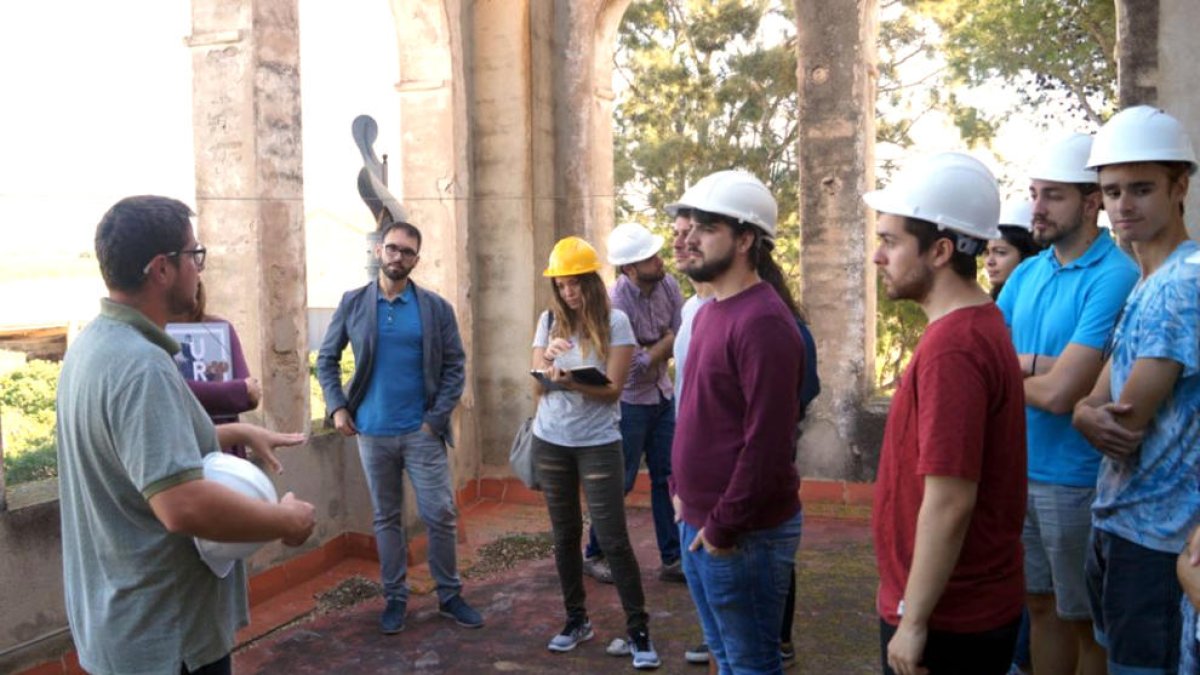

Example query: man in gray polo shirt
[57,195,317,675]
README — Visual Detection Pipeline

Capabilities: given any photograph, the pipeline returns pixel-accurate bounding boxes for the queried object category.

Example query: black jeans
[181,654,231,675]
[533,434,648,633]
[880,617,1019,675]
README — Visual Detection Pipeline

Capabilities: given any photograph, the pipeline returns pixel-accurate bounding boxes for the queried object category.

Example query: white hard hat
[193,452,279,578]
[1028,133,1098,184]
[607,222,664,266]
[664,170,778,242]
[863,152,1001,249]
[1087,105,1198,175]
[998,200,1034,231]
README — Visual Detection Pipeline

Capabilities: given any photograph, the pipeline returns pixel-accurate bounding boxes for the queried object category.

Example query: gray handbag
[508,417,540,491]
[509,311,553,491]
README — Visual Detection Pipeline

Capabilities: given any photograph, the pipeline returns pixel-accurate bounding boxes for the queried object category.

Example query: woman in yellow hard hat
[530,236,660,668]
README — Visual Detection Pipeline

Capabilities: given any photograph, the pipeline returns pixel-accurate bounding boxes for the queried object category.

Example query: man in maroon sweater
[865,153,1026,675]
[667,170,805,673]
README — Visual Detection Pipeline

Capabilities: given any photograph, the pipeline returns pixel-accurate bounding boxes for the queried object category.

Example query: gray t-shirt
[56,300,248,675]
[531,309,635,447]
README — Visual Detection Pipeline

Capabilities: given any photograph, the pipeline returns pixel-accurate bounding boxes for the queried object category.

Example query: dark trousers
[880,617,1019,675]
[533,434,648,633]
[585,397,680,565]
[181,654,231,675]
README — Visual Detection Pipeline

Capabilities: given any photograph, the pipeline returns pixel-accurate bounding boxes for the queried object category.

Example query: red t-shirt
[872,303,1026,633]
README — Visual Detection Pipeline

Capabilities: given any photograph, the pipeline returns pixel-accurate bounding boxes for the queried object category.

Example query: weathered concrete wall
[189,0,310,432]
[551,0,632,255]
[0,495,67,673]
[470,0,539,469]
[0,433,375,673]
[794,0,886,481]
[389,0,481,485]
[1156,0,1200,240]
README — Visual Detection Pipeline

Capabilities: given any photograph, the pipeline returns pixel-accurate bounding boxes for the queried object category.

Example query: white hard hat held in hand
[607,222,664,266]
[863,152,1001,252]
[193,452,279,578]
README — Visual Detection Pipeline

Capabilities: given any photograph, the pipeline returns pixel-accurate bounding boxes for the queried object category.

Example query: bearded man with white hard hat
[1071,105,1200,675]
[668,170,806,673]
[56,196,317,675]
[866,153,1027,675]
[579,223,686,587]
[995,132,1138,675]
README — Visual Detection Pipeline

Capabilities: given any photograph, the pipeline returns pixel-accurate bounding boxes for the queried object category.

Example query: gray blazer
[316,280,465,445]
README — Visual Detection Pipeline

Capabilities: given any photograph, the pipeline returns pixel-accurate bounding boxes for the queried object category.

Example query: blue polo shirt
[355,284,425,435]
[997,232,1138,487]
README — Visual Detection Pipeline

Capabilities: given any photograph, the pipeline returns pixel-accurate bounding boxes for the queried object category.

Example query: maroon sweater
[671,281,803,549]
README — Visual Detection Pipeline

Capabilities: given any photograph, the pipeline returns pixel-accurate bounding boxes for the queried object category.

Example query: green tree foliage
[614,0,801,288]
[1,358,61,483]
[905,0,1116,126]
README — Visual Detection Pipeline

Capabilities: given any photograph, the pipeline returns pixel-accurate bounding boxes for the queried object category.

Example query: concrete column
[794,0,885,480]
[471,0,538,467]
[551,0,632,260]
[389,0,479,485]
[1154,0,1200,239]
[188,0,309,433]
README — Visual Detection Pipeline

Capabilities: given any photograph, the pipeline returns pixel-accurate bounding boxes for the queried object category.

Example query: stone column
[188,0,309,432]
[470,0,535,467]
[794,0,885,480]
[551,0,633,260]
[389,0,480,485]
[1148,0,1200,238]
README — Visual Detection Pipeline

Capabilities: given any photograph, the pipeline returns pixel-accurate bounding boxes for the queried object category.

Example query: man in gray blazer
[317,220,481,634]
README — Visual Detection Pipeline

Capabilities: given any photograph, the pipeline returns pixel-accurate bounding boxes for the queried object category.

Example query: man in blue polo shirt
[318,220,482,634]
[997,133,1138,675]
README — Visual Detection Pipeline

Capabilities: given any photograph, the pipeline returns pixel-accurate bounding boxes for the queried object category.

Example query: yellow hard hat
[543,236,602,277]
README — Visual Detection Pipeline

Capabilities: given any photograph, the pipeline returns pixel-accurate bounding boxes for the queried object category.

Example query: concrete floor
[234,499,880,674]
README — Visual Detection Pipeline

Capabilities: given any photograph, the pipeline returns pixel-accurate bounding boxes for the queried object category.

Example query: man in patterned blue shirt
[1073,105,1200,675]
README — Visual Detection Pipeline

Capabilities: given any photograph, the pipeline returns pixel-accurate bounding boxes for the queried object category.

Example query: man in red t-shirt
[864,152,1027,675]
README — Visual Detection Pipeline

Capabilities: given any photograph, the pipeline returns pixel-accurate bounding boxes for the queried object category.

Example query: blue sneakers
[438,595,484,629]
[548,616,595,652]
[380,598,406,634]
[629,629,661,670]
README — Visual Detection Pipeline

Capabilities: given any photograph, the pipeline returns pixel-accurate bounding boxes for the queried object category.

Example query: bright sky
[0,0,400,321]
[0,2,1084,326]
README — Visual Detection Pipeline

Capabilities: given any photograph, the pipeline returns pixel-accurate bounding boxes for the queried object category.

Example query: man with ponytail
[666,170,806,673]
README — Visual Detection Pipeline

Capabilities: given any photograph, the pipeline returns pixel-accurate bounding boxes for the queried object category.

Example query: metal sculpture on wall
[352,114,408,278]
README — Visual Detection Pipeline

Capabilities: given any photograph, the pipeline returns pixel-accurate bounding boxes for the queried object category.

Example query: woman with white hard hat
[985,200,1042,299]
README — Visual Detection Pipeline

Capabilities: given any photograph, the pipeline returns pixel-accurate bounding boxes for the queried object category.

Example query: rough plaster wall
[245,433,376,572]
[189,0,310,432]
[1157,0,1200,240]
[794,0,886,481]
[470,0,539,469]
[0,435,374,672]
[390,0,480,488]
[0,499,67,673]
[529,1,561,347]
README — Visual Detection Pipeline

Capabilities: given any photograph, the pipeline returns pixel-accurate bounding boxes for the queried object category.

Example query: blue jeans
[1086,528,1182,674]
[358,430,462,604]
[585,398,680,565]
[681,511,802,674]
